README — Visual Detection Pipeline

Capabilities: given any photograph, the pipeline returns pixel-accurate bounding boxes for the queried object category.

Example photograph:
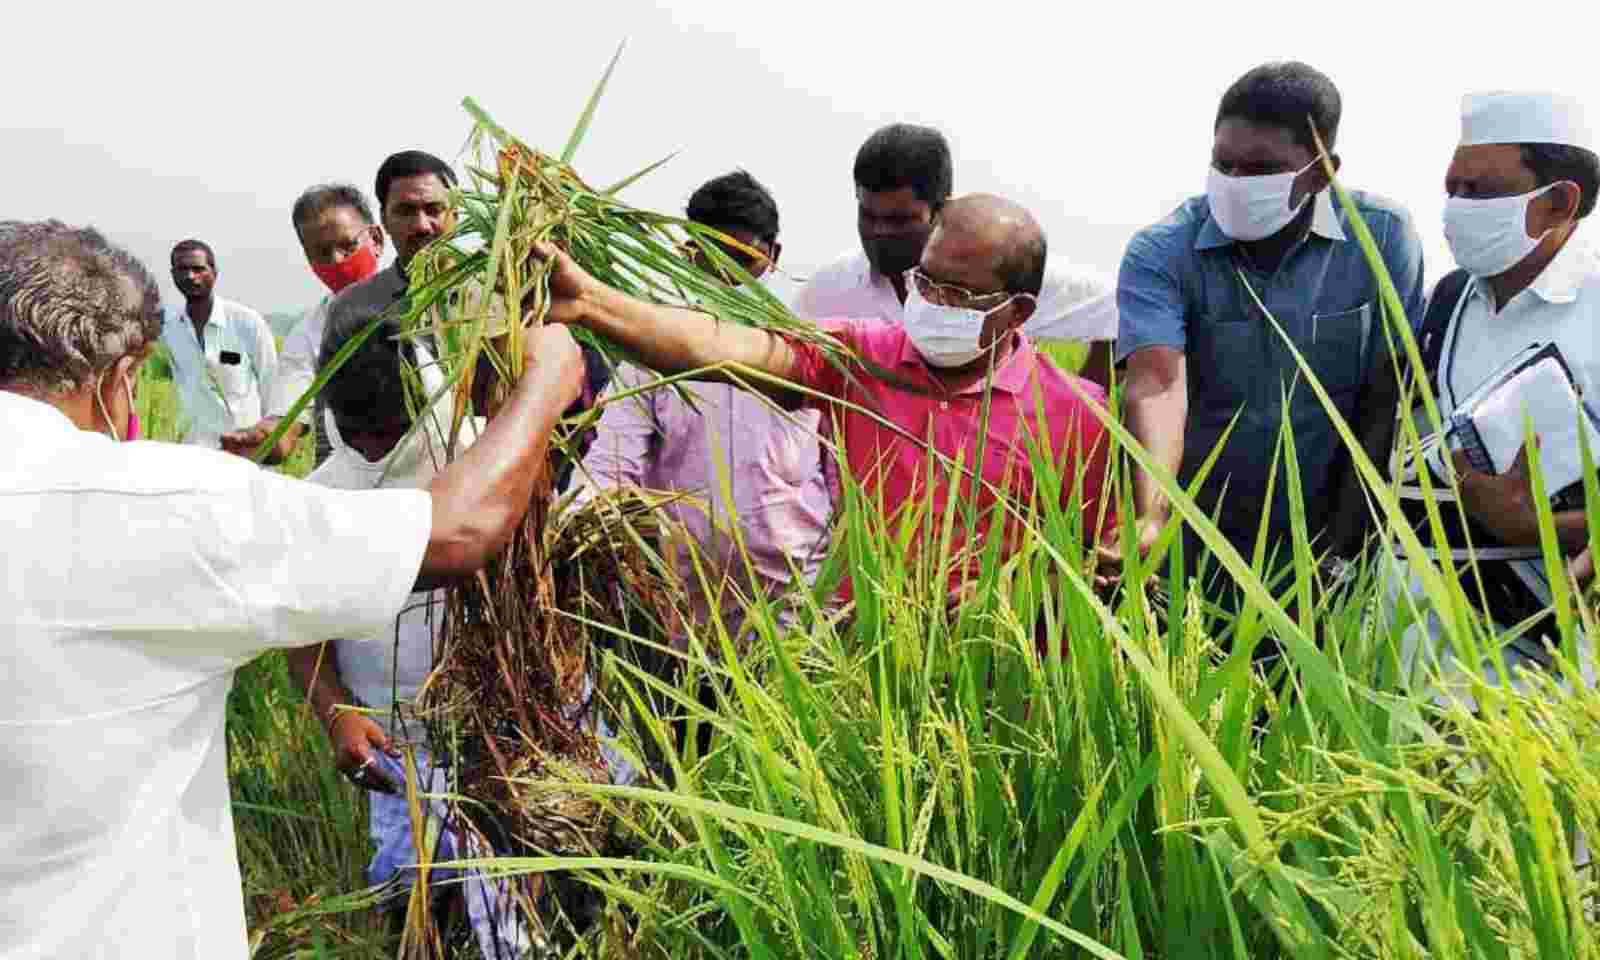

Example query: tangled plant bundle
[382,48,834,860]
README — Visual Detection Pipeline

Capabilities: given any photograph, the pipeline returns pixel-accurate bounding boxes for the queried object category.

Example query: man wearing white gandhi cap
[1384,91,1600,707]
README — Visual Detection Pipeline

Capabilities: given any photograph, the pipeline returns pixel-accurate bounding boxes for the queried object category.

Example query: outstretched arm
[539,243,803,405]
[1123,345,1188,550]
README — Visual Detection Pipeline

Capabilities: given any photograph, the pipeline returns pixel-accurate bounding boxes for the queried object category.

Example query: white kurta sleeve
[210,466,433,649]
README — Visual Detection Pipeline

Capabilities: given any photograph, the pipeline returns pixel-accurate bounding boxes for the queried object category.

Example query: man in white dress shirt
[793,123,1118,385]
[0,219,588,960]
[1388,90,1600,702]
[221,184,386,465]
[161,238,279,449]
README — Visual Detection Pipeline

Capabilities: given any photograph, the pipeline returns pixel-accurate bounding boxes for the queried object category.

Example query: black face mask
[861,231,929,278]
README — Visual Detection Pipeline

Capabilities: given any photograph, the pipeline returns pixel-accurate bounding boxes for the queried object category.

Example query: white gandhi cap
[1460,91,1595,152]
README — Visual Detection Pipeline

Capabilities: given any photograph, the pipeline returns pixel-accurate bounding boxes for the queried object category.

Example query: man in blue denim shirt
[1116,61,1425,592]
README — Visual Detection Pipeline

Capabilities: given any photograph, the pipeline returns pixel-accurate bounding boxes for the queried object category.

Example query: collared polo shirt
[0,390,431,959]
[573,364,832,648]
[794,249,1119,342]
[160,296,278,448]
[1116,189,1425,559]
[786,319,1114,591]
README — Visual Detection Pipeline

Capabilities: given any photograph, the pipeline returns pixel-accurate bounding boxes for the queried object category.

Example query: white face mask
[348,342,454,486]
[1442,184,1556,279]
[1206,159,1316,242]
[902,284,1023,369]
[349,421,436,485]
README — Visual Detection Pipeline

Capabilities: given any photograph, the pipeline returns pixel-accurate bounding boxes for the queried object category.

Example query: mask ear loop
[94,369,122,442]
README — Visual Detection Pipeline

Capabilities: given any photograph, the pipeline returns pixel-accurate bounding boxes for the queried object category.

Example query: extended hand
[220,417,300,463]
[524,322,586,409]
[328,710,400,794]
[1093,515,1165,589]
[526,241,599,327]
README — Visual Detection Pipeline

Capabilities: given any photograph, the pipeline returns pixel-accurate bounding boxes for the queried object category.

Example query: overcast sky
[6,0,1594,317]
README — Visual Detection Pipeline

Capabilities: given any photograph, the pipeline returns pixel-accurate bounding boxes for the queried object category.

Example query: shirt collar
[1525,235,1598,304]
[1195,190,1346,251]
[894,330,1038,396]
[0,389,78,435]
[182,296,223,327]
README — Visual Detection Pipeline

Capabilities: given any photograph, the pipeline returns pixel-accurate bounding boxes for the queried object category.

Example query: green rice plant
[135,346,187,443]
[215,53,1600,960]
[229,652,393,959]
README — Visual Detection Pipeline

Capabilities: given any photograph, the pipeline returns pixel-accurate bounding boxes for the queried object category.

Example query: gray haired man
[0,219,586,959]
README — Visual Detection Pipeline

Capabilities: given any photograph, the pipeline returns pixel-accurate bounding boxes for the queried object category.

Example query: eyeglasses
[905,267,1014,310]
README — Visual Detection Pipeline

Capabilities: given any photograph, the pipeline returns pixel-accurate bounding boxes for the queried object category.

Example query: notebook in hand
[1441,342,1600,501]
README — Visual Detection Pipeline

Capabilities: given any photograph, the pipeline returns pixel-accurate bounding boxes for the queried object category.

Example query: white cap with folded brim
[1460,91,1595,152]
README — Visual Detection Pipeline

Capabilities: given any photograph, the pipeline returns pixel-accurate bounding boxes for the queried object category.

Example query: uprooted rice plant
[212,46,1600,960]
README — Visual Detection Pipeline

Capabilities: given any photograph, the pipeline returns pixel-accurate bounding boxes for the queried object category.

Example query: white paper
[1469,355,1600,492]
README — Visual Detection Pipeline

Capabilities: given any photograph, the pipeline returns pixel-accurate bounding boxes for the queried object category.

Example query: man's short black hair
[1215,61,1342,154]
[291,183,376,236]
[686,170,780,244]
[1522,143,1600,219]
[375,151,457,211]
[170,238,215,269]
[853,123,953,211]
[318,301,412,424]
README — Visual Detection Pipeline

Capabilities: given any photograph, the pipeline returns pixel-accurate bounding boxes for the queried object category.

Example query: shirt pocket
[1292,302,1369,398]
[208,352,253,401]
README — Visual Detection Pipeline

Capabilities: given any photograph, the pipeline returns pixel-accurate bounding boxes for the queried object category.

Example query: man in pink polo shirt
[542,193,1115,599]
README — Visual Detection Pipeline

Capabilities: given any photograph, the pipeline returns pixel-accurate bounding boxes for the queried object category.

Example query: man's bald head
[928,192,1049,297]
[925,193,1048,297]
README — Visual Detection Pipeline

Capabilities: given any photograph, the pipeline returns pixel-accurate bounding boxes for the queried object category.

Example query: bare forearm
[573,283,798,399]
[419,346,581,584]
[1125,385,1187,520]
[286,643,354,724]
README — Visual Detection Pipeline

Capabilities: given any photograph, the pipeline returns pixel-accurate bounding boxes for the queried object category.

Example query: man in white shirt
[222,184,386,466]
[161,238,279,449]
[793,123,1118,384]
[1388,91,1600,701]
[0,219,587,960]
